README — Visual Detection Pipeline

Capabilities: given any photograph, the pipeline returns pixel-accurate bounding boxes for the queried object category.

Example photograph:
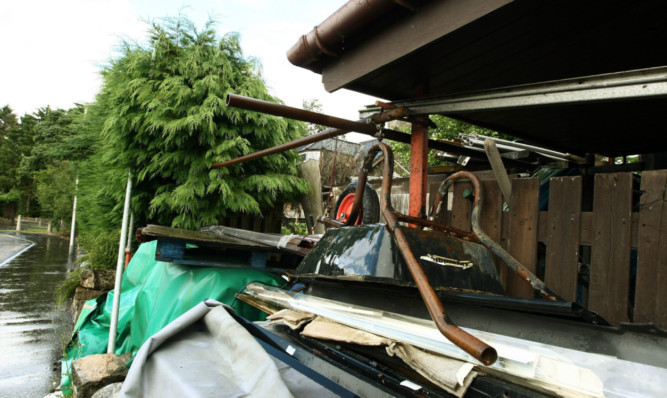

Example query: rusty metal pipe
[211,126,348,169]
[227,94,378,135]
[366,143,497,365]
[435,171,561,301]
[394,212,478,241]
[222,94,533,170]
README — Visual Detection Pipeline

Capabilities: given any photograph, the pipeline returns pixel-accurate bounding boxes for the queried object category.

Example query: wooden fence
[431,170,666,328]
[217,205,284,234]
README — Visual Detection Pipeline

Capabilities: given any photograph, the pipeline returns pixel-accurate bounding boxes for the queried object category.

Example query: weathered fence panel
[505,178,540,298]
[589,173,633,326]
[415,170,667,326]
[544,176,582,302]
[635,170,667,328]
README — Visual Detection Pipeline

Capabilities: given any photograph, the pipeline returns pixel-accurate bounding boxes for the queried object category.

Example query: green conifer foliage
[97,17,309,229]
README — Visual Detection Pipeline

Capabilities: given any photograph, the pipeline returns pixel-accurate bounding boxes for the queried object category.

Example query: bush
[55,230,121,305]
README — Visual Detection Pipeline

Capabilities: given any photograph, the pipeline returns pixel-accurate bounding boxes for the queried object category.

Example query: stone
[81,269,116,290]
[71,353,131,398]
[91,382,123,398]
[71,287,108,325]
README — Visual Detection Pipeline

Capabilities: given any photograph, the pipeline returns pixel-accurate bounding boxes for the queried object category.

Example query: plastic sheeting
[121,301,335,398]
[63,240,285,387]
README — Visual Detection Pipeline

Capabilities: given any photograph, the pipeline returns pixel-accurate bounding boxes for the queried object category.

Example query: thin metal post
[108,172,132,354]
[409,116,428,219]
[69,177,79,259]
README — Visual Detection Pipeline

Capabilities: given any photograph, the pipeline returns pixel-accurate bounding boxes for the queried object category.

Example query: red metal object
[409,115,429,219]
[124,249,132,270]
[335,193,362,225]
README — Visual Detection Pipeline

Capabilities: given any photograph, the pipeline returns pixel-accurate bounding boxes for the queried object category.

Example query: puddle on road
[0,233,71,397]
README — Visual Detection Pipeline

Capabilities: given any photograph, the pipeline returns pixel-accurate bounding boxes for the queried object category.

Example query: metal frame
[362,66,667,116]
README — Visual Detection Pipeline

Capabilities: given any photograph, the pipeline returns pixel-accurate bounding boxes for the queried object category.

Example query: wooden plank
[505,178,540,298]
[450,180,473,232]
[480,179,506,287]
[538,211,639,249]
[589,173,633,326]
[635,170,667,328]
[544,176,582,302]
[480,179,503,244]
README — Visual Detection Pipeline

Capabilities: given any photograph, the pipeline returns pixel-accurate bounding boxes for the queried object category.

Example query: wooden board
[544,176,582,302]
[635,170,667,328]
[505,178,540,298]
[538,211,640,249]
[450,180,473,232]
[480,179,506,286]
[589,173,633,325]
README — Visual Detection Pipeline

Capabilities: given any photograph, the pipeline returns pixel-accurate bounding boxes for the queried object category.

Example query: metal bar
[224,95,536,170]
[394,212,477,241]
[211,126,347,169]
[108,171,132,354]
[371,142,497,365]
[226,94,378,135]
[379,128,533,169]
[463,134,581,163]
[383,66,667,115]
[68,176,79,260]
[409,116,428,219]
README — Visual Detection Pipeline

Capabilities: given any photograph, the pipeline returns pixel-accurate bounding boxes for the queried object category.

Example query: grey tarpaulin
[120,300,335,398]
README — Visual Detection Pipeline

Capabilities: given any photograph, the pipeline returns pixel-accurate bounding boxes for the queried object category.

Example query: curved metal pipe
[434,171,561,301]
[365,143,497,365]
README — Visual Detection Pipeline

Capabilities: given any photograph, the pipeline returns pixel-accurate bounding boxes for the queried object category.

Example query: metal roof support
[409,117,429,219]
[382,66,667,115]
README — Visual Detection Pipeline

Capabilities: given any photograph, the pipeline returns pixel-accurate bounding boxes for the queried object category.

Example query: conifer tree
[96,17,309,229]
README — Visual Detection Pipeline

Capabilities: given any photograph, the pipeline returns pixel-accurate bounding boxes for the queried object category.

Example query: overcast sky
[0,0,378,139]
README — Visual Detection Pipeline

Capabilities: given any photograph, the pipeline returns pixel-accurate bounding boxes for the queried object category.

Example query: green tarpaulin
[63,240,285,387]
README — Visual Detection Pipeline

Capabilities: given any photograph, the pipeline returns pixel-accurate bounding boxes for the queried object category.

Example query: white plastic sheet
[120,300,333,398]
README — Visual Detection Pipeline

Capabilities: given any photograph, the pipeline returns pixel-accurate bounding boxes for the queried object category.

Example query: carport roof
[288,0,667,156]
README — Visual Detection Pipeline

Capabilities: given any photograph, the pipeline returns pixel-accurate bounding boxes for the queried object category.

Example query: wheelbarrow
[299,142,561,366]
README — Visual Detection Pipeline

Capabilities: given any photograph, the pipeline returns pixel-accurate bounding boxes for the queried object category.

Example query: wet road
[0,233,71,397]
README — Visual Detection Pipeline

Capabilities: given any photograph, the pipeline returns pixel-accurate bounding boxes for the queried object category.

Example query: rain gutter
[287,0,415,72]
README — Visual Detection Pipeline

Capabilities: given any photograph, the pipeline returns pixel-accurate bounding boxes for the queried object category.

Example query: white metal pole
[16,215,21,232]
[69,177,79,259]
[108,171,132,354]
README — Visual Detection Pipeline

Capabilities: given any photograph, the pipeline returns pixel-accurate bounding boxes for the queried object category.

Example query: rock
[73,286,108,301]
[72,287,108,325]
[91,382,123,398]
[81,269,116,290]
[71,353,131,398]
